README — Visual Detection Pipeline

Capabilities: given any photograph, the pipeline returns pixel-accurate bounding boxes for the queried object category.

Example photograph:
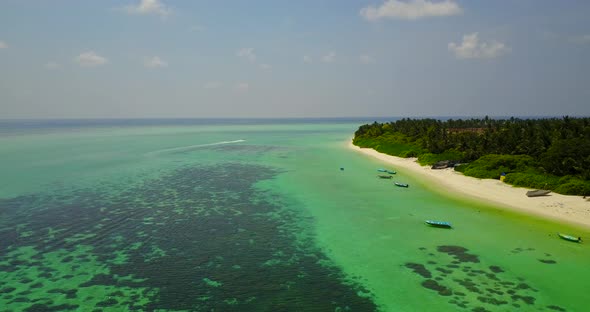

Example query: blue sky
[1,0,589,118]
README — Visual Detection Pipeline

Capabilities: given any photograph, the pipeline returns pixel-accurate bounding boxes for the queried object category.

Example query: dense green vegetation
[353,117,590,195]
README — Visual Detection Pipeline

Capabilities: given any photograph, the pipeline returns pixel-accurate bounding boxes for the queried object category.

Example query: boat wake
[146,139,246,156]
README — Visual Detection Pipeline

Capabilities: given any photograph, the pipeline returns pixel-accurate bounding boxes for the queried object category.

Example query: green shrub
[460,154,537,179]
[501,173,590,195]
[553,180,590,195]
[503,173,559,190]
[454,164,468,173]
[462,167,499,179]
[399,150,419,158]
[417,149,465,165]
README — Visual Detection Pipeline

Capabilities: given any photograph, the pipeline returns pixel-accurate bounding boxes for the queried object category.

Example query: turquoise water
[0,120,588,311]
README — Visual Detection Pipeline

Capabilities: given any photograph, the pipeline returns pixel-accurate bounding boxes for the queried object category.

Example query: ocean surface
[0,119,588,311]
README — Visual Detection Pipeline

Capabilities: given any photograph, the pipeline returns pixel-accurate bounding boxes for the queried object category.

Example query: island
[350,116,590,228]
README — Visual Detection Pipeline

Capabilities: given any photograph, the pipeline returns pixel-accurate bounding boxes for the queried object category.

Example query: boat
[386,170,397,174]
[377,168,387,172]
[558,233,582,243]
[431,160,457,169]
[394,182,409,188]
[526,189,551,197]
[378,175,393,179]
[425,220,452,228]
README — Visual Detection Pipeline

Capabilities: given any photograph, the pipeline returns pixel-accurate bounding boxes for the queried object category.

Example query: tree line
[353,117,590,195]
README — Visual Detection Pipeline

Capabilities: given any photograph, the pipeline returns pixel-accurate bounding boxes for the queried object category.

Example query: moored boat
[394,182,409,188]
[386,170,397,174]
[526,190,551,197]
[378,175,393,179]
[558,233,582,243]
[425,220,452,228]
[377,168,387,172]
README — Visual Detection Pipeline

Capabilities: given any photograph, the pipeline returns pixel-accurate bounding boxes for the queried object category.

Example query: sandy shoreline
[348,140,590,230]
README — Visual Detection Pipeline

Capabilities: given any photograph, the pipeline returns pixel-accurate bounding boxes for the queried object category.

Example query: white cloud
[144,56,168,68]
[204,81,221,89]
[360,54,375,64]
[303,55,312,63]
[45,62,61,70]
[235,82,249,91]
[360,0,462,21]
[236,48,256,62]
[322,52,336,63]
[259,63,272,70]
[569,34,590,44]
[448,33,510,59]
[0,41,7,49]
[124,0,171,18]
[75,51,108,67]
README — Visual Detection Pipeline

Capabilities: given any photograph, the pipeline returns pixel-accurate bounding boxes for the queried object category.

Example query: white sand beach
[348,141,590,230]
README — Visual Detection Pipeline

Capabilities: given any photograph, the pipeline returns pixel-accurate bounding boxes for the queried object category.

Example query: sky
[0,0,589,118]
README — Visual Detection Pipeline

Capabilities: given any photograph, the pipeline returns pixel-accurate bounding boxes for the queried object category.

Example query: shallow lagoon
[0,120,588,311]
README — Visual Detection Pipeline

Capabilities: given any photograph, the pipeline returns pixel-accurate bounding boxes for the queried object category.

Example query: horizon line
[1,115,587,121]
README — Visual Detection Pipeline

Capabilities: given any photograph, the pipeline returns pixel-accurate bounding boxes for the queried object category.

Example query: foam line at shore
[348,140,590,230]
